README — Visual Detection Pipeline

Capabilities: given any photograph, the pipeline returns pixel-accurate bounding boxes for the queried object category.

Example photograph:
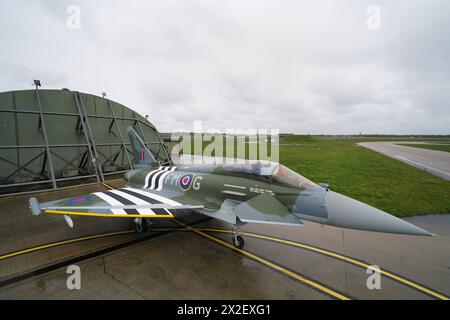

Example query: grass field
[180,134,450,217]
[397,143,450,153]
[279,136,450,217]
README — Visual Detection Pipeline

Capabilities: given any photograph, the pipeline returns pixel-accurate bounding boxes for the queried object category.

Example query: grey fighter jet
[29,128,432,249]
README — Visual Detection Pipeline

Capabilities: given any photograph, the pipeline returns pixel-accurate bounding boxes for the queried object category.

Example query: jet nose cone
[325,191,433,236]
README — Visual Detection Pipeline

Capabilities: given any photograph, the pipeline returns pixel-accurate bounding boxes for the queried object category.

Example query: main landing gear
[232,225,245,249]
[134,218,149,233]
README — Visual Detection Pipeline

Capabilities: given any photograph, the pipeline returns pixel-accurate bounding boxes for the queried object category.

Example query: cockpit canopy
[221,161,317,190]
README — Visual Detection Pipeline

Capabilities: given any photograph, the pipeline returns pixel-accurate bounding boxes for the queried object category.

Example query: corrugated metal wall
[0,88,171,195]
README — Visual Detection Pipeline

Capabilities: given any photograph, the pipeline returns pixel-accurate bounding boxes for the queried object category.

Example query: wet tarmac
[0,180,449,299]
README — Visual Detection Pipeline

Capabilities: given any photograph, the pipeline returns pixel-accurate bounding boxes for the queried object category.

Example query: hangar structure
[0,85,171,196]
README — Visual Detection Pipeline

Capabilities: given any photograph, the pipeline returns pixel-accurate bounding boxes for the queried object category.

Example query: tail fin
[127,127,159,167]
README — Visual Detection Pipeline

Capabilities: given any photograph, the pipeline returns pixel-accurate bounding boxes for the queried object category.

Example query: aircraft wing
[234,193,303,226]
[29,186,204,219]
[197,193,303,227]
[30,186,301,228]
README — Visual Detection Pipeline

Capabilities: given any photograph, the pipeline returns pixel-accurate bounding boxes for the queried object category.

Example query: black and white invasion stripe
[143,166,164,188]
[92,188,174,216]
[143,165,176,190]
[123,187,181,206]
[117,188,170,215]
[155,166,176,191]
[93,191,128,215]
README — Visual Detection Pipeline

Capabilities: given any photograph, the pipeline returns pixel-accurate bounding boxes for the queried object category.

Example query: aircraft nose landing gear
[232,225,245,249]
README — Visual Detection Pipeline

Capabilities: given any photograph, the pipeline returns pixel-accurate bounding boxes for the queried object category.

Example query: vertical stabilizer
[127,127,159,167]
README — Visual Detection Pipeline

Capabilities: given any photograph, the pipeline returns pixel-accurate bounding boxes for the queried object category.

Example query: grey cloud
[0,0,449,134]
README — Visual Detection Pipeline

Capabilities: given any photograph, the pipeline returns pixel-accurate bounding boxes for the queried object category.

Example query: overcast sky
[0,1,449,134]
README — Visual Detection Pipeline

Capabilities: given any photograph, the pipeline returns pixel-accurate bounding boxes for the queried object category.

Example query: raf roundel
[66,195,93,205]
[179,174,194,191]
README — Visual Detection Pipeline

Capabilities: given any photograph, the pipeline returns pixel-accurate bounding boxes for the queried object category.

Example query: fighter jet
[28,127,432,249]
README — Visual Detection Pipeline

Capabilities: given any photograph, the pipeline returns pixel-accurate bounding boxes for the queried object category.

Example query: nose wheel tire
[233,235,244,249]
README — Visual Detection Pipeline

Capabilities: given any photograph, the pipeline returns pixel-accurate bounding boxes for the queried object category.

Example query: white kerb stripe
[93,192,127,214]
[124,187,181,206]
[156,166,176,191]
[108,189,156,215]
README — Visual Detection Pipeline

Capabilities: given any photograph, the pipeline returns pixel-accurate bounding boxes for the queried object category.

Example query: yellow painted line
[102,183,115,190]
[0,230,135,261]
[198,228,449,301]
[148,226,448,300]
[171,220,350,300]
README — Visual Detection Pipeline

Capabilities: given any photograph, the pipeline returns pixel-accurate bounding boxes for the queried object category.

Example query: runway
[358,142,450,181]
[0,181,449,299]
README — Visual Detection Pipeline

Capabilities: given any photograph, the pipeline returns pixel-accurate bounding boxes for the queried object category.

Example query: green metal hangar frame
[0,84,171,196]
